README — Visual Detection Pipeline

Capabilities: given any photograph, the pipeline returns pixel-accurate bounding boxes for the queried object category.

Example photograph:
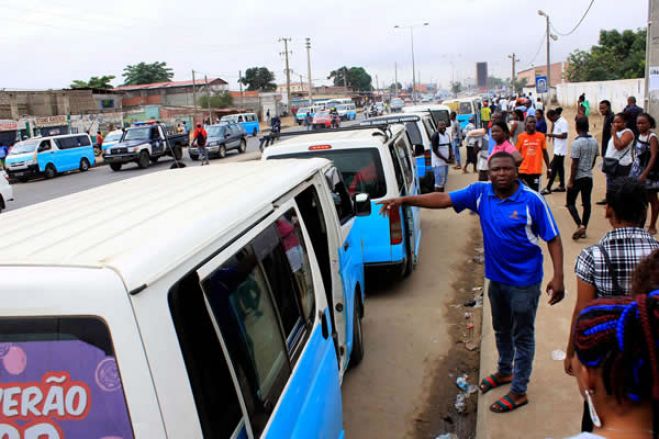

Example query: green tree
[328,66,373,91]
[486,76,506,89]
[389,82,403,91]
[122,61,174,85]
[565,28,646,82]
[198,92,234,109]
[239,67,276,91]
[70,75,115,89]
[513,78,528,94]
[450,81,462,97]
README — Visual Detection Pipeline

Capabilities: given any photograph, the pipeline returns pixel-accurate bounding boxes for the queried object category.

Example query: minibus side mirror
[354,193,371,217]
[414,144,425,157]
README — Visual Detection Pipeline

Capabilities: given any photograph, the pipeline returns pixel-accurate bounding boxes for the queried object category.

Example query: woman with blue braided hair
[566,293,659,439]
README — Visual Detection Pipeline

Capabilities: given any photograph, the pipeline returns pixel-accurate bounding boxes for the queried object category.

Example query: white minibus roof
[263,125,405,156]
[0,159,329,291]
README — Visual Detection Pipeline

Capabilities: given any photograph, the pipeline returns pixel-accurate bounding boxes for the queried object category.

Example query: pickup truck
[102,124,187,171]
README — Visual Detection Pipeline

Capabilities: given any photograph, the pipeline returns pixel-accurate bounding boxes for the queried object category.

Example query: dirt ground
[341,171,483,439]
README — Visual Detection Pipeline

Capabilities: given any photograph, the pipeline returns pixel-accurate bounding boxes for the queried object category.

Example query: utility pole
[204,75,212,123]
[545,14,551,97]
[375,74,380,98]
[238,70,244,109]
[299,74,304,91]
[645,0,658,116]
[192,69,198,120]
[343,67,348,92]
[507,53,520,94]
[279,37,292,114]
[394,62,398,96]
[305,38,313,103]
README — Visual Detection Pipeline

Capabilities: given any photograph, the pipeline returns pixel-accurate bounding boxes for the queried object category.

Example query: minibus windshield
[272,148,387,198]
[124,127,151,141]
[9,140,38,155]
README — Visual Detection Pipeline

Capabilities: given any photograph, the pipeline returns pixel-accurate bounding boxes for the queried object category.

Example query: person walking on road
[595,100,616,205]
[430,121,451,192]
[463,117,480,174]
[565,177,658,432]
[566,293,659,439]
[566,116,599,240]
[481,100,492,129]
[450,111,462,170]
[535,108,548,134]
[541,109,569,195]
[631,113,659,235]
[192,123,209,165]
[516,115,550,192]
[378,151,565,414]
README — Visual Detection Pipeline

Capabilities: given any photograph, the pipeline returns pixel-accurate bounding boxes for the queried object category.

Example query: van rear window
[0,317,133,438]
[272,148,387,199]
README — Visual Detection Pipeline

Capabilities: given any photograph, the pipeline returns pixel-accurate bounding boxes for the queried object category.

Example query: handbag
[602,145,632,177]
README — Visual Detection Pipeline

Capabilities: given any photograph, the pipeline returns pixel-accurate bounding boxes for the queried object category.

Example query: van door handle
[343,241,349,251]
[320,310,329,339]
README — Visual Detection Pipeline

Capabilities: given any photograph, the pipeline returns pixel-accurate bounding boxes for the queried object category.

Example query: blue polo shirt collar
[486,181,524,202]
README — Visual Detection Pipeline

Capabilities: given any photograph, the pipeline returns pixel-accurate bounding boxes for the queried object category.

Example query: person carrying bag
[602,113,635,180]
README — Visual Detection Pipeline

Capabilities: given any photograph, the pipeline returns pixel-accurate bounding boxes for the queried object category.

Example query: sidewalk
[476,116,612,438]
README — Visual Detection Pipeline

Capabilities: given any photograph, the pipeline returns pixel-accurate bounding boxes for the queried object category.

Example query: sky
[0,0,648,91]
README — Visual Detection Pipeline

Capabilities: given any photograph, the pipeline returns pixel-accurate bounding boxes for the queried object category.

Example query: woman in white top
[603,113,635,189]
[631,113,659,234]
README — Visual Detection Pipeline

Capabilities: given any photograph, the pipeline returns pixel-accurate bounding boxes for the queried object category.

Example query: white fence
[556,78,645,112]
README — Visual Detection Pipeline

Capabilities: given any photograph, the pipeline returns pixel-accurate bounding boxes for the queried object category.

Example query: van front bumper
[103,153,139,164]
[7,164,40,179]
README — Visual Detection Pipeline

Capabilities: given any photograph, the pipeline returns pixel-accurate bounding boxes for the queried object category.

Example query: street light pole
[538,10,557,100]
[394,22,428,104]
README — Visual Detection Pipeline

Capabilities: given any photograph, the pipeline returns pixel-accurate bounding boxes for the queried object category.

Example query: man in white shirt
[541,109,569,195]
[430,120,451,192]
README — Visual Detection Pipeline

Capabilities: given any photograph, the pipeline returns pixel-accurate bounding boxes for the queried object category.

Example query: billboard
[476,62,488,88]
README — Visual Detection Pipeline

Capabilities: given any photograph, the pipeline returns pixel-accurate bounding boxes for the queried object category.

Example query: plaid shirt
[575,227,659,296]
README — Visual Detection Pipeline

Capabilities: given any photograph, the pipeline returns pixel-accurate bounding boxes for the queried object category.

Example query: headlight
[128,146,140,153]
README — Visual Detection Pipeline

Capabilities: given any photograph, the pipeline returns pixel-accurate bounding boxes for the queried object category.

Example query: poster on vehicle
[0,340,134,438]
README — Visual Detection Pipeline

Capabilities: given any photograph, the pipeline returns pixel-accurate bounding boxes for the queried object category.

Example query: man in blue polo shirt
[378,151,564,414]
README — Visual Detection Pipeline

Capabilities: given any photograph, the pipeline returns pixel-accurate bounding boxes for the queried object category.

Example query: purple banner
[0,340,133,438]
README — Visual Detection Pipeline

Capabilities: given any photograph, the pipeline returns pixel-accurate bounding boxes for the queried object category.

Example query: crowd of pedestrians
[408,93,659,438]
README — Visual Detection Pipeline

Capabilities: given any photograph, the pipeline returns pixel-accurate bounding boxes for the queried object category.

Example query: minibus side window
[169,273,244,438]
[394,135,414,186]
[38,140,51,151]
[201,240,293,436]
[324,168,354,224]
[77,135,91,146]
[389,143,405,192]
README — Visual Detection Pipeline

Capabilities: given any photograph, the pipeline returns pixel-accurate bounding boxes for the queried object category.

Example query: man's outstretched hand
[377,198,404,216]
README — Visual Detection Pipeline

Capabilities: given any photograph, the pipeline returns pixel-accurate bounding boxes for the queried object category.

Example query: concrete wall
[556,78,645,112]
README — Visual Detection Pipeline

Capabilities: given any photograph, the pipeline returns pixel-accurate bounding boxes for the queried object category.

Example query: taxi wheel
[44,164,57,179]
[218,145,227,159]
[79,158,90,172]
[349,299,364,368]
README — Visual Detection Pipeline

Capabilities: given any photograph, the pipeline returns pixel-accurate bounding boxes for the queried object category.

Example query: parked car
[336,103,357,120]
[188,123,246,160]
[312,111,333,129]
[0,159,370,438]
[103,123,186,171]
[0,170,13,212]
[5,133,96,182]
[220,113,260,136]
[390,98,405,112]
[263,124,422,278]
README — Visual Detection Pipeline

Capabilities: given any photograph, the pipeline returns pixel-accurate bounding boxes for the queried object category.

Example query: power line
[525,33,547,68]
[550,0,596,36]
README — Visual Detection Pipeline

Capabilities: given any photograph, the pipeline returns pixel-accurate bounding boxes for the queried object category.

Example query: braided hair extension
[574,292,659,437]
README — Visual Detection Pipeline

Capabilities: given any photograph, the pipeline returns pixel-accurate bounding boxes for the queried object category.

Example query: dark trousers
[567,177,593,227]
[546,155,565,190]
[520,173,541,192]
[465,147,477,165]
[488,281,541,394]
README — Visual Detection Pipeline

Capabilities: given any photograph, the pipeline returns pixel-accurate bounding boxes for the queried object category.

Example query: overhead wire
[550,0,596,36]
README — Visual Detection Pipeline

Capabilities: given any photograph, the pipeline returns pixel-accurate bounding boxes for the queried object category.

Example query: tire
[44,164,56,179]
[150,155,160,163]
[238,139,247,153]
[349,299,364,368]
[110,163,122,172]
[252,128,258,137]
[218,145,226,158]
[137,150,150,169]
[79,158,90,172]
